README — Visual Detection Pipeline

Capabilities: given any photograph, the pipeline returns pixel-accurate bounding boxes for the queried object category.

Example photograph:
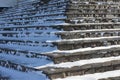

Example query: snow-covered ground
[0,66,48,80]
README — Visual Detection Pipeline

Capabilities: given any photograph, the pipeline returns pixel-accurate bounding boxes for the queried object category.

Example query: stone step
[1,44,120,65]
[61,23,120,31]
[56,29,120,39]
[37,56,120,69]
[54,70,120,80]
[49,36,120,50]
[39,58,120,79]
[45,45,120,64]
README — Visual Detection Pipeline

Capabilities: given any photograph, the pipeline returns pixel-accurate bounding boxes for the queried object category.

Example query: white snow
[0,66,48,80]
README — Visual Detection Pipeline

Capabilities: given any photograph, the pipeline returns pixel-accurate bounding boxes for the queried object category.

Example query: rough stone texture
[54,40,120,50]
[45,48,120,64]
[40,60,120,79]
[0,0,120,80]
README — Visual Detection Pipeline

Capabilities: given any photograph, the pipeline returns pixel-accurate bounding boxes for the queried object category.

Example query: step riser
[0,42,55,48]
[52,50,120,64]
[0,39,55,48]
[62,24,119,31]
[55,40,120,50]
[59,32,120,39]
[41,60,120,79]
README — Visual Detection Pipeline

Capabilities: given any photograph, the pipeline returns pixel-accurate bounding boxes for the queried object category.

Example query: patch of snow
[0,43,57,53]
[0,66,48,80]
[0,53,52,67]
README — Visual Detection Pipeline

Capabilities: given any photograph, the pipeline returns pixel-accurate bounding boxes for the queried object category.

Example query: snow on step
[0,27,62,42]
[0,36,59,42]
[54,70,120,80]
[0,43,57,53]
[39,56,120,79]
[55,29,120,39]
[44,46,120,64]
[0,66,47,80]
[0,53,52,67]
[47,36,120,50]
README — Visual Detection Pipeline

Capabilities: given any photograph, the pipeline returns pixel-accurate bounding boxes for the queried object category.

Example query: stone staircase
[0,0,120,80]
[37,24,120,80]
